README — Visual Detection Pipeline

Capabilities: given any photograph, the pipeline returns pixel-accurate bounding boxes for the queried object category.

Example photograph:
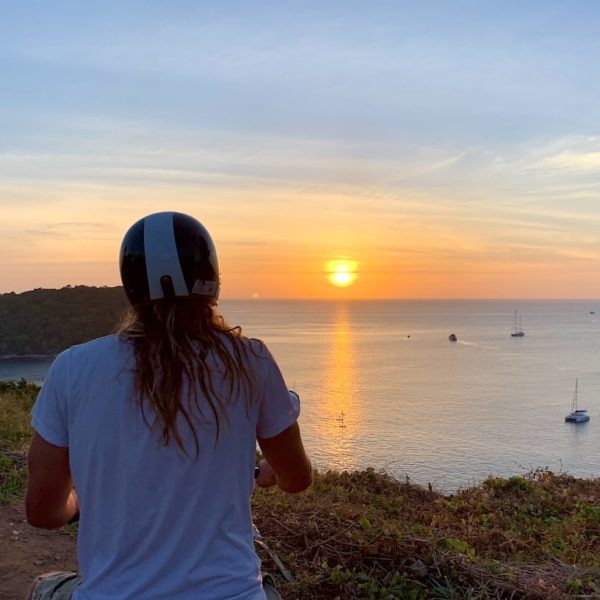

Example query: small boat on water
[448,333,457,342]
[510,309,525,337]
[565,379,590,423]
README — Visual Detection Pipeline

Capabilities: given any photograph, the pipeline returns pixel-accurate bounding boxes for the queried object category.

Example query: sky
[1,1,600,299]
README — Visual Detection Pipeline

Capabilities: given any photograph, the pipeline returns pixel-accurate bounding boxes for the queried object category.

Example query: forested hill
[0,286,129,356]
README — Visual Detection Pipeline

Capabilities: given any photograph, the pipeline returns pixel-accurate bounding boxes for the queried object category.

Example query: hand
[255,458,277,488]
[67,488,79,524]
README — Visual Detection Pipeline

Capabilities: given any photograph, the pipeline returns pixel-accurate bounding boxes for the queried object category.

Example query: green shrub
[0,380,38,452]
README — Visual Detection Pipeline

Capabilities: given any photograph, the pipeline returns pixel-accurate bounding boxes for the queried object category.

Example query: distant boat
[448,333,457,342]
[565,379,590,423]
[510,310,525,337]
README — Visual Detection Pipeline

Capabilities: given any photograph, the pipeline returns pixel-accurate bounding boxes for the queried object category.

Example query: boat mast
[572,378,578,412]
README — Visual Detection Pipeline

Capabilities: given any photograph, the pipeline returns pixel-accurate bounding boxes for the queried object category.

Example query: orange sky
[2,4,600,299]
[3,181,600,299]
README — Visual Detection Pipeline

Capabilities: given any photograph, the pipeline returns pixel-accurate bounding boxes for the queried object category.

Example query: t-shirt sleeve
[31,350,70,447]
[255,342,300,439]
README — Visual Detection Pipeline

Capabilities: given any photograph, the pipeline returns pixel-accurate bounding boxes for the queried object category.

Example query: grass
[0,379,38,451]
[252,469,600,598]
[0,380,37,503]
[3,383,600,598]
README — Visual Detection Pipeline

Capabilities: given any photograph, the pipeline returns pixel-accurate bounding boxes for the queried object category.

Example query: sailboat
[510,309,525,337]
[565,379,590,423]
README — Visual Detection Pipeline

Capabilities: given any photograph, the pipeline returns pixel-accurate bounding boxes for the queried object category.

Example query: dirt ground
[0,502,77,600]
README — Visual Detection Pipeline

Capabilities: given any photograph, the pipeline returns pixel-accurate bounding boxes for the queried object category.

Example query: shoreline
[0,354,55,360]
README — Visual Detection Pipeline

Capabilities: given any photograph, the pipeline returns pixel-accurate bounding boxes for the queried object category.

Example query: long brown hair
[119,298,256,457]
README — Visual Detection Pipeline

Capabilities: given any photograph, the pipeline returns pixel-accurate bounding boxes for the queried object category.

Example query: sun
[326,260,358,287]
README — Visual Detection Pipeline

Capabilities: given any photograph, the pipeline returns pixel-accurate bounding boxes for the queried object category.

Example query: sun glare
[326,260,358,287]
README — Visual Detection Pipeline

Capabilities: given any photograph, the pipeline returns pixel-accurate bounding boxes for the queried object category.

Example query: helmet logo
[192,280,218,296]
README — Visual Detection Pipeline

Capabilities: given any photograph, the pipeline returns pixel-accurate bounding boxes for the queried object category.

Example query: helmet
[119,212,220,305]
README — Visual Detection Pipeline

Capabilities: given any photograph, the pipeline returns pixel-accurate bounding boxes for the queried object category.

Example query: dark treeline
[0,286,129,356]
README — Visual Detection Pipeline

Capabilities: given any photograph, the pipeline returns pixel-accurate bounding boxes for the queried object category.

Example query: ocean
[3,299,600,492]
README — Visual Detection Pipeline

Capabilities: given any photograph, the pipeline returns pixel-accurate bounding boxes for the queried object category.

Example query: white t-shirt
[32,334,300,600]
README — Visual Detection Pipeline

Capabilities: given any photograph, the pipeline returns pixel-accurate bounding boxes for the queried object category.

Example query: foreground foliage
[253,469,600,598]
[0,380,37,451]
[0,380,38,502]
[2,383,600,598]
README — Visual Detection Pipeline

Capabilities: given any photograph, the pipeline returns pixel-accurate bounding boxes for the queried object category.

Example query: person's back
[26,211,313,600]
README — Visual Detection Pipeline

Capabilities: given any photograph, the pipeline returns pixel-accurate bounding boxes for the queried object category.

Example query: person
[26,211,313,600]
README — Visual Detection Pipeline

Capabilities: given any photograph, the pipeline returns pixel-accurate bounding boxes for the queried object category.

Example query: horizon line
[2,286,600,303]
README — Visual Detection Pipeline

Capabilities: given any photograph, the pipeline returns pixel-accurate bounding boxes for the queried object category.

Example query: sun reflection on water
[317,303,361,471]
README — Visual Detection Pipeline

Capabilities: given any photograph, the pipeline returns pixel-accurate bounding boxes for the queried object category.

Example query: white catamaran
[565,379,590,423]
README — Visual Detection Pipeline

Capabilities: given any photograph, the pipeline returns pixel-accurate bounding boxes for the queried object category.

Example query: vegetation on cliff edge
[0,286,128,356]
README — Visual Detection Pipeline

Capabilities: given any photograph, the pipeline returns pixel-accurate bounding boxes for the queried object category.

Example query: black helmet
[119,211,220,306]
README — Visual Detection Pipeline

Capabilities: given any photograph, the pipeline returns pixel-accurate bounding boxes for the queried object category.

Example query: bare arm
[26,432,79,529]
[257,421,313,493]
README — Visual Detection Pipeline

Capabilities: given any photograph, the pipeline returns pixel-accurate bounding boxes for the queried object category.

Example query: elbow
[278,465,313,494]
[26,511,56,529]
[25,499,59,529]
[25,498,41,528]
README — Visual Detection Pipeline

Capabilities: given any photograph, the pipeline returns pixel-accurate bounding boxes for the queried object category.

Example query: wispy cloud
[22,222,109,238]
[2,3,600,296]
[541,151,600,172]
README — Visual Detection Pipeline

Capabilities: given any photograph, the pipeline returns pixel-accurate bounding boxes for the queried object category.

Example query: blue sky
[1,1,600,297]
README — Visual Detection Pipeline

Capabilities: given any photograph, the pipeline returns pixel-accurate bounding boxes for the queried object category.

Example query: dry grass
[252,469,600,599]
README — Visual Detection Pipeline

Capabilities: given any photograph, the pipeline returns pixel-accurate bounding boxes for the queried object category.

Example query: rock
[409,559,428,578]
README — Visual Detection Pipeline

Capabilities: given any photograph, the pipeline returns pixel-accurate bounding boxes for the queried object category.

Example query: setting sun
[326,260,358,287]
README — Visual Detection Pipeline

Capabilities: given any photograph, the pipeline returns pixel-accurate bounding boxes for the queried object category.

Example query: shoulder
[215,331,269,358]
[240,336,276,365]
[246,336,268,356]
[68,334,126,355]
[55,335,130,368]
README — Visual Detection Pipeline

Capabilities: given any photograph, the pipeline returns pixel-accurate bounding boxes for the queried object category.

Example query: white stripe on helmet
[143,212,189,299]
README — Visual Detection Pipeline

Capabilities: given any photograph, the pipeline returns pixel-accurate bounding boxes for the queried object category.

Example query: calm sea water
[3,299,600,492]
